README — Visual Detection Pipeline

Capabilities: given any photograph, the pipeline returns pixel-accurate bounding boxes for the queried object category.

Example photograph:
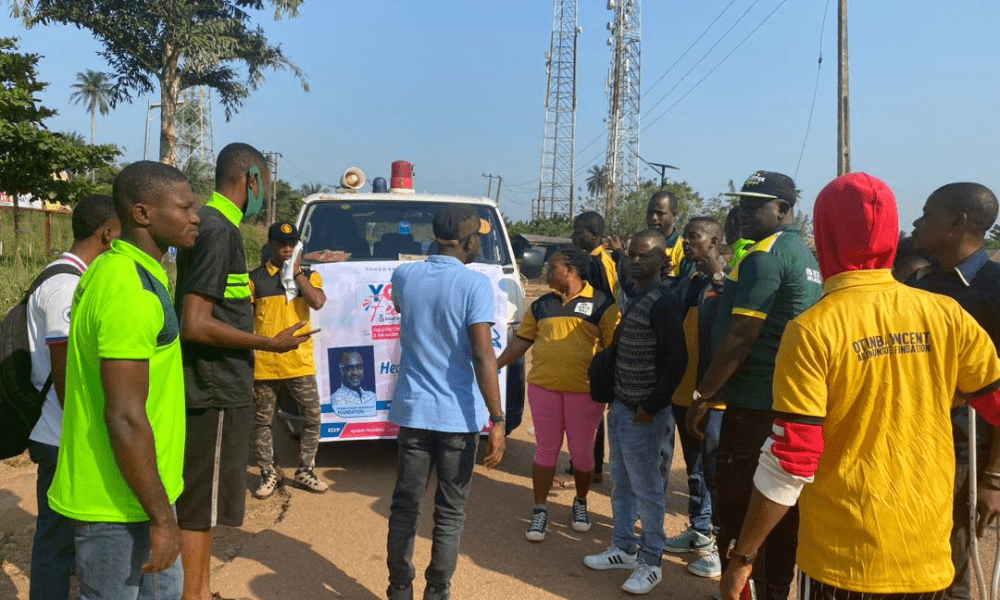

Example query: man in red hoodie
[720,173,1000,600]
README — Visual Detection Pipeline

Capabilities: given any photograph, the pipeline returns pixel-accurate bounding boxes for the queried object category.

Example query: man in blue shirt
[386,204,506,600]
[908,182,1000,600]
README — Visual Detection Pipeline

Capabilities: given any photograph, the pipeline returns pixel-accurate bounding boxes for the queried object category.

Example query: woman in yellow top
[499,246,620,543]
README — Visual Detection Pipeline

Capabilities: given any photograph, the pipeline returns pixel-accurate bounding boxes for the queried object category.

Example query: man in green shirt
[48,161,201,599]
[687,170,822,600]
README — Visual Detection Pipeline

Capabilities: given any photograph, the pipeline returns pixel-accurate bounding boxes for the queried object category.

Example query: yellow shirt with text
[773,270,1000,593]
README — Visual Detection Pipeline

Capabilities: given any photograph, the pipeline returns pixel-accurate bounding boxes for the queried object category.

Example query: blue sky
[3,1,999,230]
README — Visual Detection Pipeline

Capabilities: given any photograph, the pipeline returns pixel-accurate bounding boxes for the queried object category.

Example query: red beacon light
[390,160,415,194]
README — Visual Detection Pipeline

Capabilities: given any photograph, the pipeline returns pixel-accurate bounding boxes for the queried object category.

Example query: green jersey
[49,239,185,522]
[713,225,822,411]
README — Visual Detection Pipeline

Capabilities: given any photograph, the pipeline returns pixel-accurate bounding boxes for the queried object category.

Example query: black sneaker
[571,497,591,532]
[525,508,548,542]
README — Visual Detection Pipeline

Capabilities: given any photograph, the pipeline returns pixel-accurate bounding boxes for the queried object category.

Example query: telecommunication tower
[603,0,641,219]
[535,0,580,219]
[175,86,215,169]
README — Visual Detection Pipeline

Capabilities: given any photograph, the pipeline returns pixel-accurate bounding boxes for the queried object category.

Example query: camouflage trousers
[252,376,322,471]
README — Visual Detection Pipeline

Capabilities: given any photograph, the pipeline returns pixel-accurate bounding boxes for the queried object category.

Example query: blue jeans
[387,427,479,600]
[74,518,182,600]
[29,441,75,600]
[609,401,675,566]
[670,405,723,537]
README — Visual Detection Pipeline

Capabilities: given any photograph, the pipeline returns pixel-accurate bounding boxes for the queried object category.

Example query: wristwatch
[727,539,757,566]
[489,414,506,424]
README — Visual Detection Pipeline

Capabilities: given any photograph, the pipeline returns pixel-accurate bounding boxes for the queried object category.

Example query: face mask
[244,166,264,219]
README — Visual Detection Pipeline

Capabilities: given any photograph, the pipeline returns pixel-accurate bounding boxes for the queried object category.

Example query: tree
[13,0,308,166]
[0,37,119,233]
[506,216,573,239]
[69,69,113,146]
[182,158,215,203]
[585,165,608,201]
[589,179,733,238]
[298,182,328,196]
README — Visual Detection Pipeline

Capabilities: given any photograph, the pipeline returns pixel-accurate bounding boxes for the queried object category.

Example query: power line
[642,0,764,120]
[641,0,741,100]
[643,0,791,134]
[794,0,833,180]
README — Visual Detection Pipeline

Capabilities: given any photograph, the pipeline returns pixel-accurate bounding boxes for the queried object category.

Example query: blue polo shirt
[907,248,1000,463]
[388,255,496,433]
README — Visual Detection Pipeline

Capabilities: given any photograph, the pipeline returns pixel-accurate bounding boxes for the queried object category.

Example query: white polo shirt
[27,253,86,447]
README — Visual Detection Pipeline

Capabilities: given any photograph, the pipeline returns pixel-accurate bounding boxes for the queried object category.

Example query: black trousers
[717,407,799,600]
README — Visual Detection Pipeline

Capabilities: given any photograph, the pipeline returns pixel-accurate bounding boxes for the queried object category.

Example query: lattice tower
[175,86,215,169]
[604,0,641,220]
[535,0,579,219]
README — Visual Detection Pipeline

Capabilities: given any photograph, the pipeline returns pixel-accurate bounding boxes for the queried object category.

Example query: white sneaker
[622,561,662,594]
[583,546,638,570]
[663,527,714,554]
[687,548,722,578]
[525,508,548,542]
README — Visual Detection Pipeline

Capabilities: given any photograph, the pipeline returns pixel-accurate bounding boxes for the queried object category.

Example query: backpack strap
[22,262,84,398]
[21,263,83,305]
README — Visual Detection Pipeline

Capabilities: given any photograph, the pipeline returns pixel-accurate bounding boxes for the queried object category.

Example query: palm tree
[586,165,608,200]
[69,70,113,146]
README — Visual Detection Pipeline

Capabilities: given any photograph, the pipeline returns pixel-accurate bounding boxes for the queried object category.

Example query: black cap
[432,204,480,241]
[725,171,798,206]
[268,221,300,242]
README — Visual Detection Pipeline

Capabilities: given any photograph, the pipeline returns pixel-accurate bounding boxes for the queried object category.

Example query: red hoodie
[813,172,898,281]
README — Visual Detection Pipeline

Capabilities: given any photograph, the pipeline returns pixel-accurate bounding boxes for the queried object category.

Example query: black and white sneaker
[571,497,591,532]
[525,507,548,542]
[583,546,638,570]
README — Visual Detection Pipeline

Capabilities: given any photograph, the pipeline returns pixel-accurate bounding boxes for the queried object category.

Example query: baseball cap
[725,171,798,206]
[268,221,300,242]
[433,204,483,241]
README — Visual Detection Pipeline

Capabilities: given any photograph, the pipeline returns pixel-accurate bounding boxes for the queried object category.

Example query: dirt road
[1,410,723,600]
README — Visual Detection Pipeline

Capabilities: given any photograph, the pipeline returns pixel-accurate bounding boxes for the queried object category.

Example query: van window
[300,201,510,265]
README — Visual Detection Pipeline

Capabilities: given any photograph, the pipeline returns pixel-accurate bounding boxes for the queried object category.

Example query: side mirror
[521,247,545,279]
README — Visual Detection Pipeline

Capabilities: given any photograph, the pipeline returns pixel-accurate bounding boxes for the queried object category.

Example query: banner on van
[308,261,509,441]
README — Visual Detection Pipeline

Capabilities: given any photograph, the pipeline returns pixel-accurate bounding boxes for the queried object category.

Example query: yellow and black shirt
[248,261,322,380]
[517,283,620,394]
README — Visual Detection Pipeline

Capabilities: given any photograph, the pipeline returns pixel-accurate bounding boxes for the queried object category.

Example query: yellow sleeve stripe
[732,308,768,320]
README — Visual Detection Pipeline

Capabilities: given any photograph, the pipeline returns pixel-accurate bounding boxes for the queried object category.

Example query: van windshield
[299,201,510,265]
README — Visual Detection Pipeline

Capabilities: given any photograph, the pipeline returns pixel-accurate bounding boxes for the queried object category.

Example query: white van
[286,167,527,442]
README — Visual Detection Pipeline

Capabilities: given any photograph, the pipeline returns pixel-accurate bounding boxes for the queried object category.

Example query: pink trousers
[528,383,605,471]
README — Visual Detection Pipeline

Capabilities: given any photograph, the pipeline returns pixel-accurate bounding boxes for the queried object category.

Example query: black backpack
[0,263,82,459]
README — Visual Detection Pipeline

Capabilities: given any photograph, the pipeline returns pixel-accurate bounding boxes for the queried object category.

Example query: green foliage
[241,221,267,269]
[274,180,303,224]
[14,0,308,164]
[0,37,119,205]
[585,165,608,201]
[182,159,215,203]
[0,209,73,314]
[587,179,735,238]
[505,215,573,239]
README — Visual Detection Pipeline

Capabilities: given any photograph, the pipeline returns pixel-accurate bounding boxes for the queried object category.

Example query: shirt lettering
[851,331,932,362]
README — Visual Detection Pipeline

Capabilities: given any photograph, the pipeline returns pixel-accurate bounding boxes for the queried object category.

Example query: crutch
[968,406,1000,600]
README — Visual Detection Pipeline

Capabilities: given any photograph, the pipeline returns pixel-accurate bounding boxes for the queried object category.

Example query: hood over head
[813,172,898,280]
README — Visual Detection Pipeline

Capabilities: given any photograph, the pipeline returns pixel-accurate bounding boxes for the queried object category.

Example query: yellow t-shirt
[590,246,621,301]
[773,269,1000,593]
[668,235,685,277]
[517,283,620,394]
[249,261,322,380]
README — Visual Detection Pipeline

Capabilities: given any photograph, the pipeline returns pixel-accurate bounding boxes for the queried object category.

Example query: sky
[3,0,1000,231]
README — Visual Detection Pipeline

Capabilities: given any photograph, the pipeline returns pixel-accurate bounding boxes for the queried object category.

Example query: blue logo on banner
[321,423,347,438]
[399,221,411,235]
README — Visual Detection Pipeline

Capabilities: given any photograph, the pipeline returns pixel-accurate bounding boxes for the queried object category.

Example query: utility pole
[482,173,496,198]
[837,0,850,175]
[482,173,503,205]
[263,151,282,226]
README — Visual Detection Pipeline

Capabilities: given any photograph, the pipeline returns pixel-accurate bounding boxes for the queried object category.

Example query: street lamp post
[143,101,184,162]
